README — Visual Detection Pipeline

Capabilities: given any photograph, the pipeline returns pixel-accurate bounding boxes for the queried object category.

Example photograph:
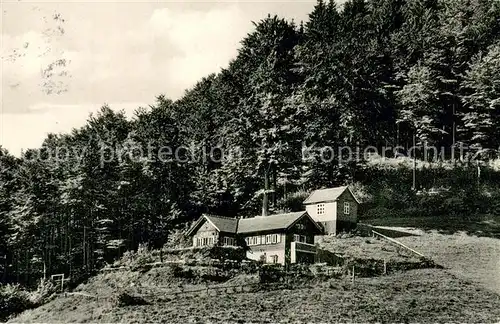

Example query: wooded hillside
[2,0,500,286]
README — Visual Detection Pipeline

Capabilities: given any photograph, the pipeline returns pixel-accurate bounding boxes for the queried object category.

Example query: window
[224,237,235,246]
[317,203,325,215]
[197,236,215,247]
[265,235,272,244]
[344,202,350,214]
[246,236,261,246]
[270,255,279,264]
[293,234,306,243]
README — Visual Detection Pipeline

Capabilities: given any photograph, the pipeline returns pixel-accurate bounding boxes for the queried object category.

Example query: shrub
[170,264,194,279]
[113,290,149,307]
[276,190,310,212]
[119,243,155,270]
[29,279,58,305]
[164,226,191,250]
[0,284,35,322]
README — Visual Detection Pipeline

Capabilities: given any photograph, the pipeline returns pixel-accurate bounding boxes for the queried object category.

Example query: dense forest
[2,0,500,286]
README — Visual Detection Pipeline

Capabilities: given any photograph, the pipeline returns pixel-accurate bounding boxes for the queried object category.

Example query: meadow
[9,224,500,323]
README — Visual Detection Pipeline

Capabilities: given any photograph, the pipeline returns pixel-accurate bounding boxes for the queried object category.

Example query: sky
[0,0,325,156]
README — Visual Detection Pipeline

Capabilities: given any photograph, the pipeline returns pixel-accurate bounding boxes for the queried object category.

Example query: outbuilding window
[344,202,350,214]
[317,203,325,215]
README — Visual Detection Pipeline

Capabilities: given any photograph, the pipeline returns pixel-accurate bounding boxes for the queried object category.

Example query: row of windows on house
[195,234,311,247]
[317,202,350,215]
[246,234,310,246]
[246,234,281,246]
[194,236,237,247]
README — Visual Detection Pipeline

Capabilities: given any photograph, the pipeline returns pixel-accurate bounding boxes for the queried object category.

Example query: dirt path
[395,230,500,295]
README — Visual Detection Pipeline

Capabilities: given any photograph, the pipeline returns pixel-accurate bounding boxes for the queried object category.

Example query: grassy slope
[367,214,500,239]
[10,269,500,323]
[9,220,500,323]
[317,235,421,262]
[396,230,500,296]
[365,215,500,295]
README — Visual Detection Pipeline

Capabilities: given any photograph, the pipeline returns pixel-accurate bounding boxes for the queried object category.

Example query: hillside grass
[10,268,500,323]
[367,214,500,239]
[395,229,500,296]
[364,217,500,295]
[8,220,500,323]
[316,234,421,263]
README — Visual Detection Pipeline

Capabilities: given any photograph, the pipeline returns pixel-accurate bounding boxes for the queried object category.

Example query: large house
[304,186,360,235]
[186,186,359,264]
[185,211,323,265]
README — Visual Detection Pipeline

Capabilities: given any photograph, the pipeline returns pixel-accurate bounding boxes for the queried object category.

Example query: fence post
[383,259,387,275]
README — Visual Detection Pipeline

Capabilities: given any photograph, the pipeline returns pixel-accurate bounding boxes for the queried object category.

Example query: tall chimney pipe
[262,169,269,217]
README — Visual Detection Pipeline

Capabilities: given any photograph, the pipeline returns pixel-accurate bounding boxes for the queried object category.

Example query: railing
[371,230,426,258]
[292,241,316,253]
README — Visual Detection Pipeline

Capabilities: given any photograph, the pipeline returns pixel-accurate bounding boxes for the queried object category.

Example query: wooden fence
[63,280,309,303]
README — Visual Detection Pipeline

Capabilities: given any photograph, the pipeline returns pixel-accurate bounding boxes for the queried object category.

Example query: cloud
[1,1,316,156]
[1,102,147,156]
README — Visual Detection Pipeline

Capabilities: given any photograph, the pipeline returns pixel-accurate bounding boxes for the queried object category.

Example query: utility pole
[412,133,416,191]
[0,255,5,283]
[477,160,481,187]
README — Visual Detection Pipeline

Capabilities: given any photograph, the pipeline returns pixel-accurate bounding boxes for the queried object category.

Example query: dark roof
[303,186,360,204]
[186,211,323,236]
[205,215,238,233]
[237,211,324,234]
[185,214,238,236]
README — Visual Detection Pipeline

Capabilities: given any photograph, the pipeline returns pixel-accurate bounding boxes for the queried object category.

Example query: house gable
[287,212,324,235]
[187,216,220,237]
[189,216,220,247]
[186,214,238,237]
[337,189,358,223]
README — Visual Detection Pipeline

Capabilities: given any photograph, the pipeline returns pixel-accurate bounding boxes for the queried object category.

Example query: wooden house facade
[186,212,323,265]
[304,186,360,235]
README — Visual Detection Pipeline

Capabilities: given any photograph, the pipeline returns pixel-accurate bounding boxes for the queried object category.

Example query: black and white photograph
[1,0,500,322]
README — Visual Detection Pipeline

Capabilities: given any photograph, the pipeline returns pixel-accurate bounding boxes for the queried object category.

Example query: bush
[0,284,35,322]
[113,290,149,307]
[119,243,155,270]
[29,279,58,305]
[362,207,401,219]
[276,190,310,212]
[164,226,192,249]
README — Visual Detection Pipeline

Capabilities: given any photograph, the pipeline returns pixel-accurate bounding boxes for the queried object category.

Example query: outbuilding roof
[303,186,360,204]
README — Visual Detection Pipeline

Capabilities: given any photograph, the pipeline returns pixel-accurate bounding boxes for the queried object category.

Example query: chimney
[262,169,269,217]
[262,190,269,217]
